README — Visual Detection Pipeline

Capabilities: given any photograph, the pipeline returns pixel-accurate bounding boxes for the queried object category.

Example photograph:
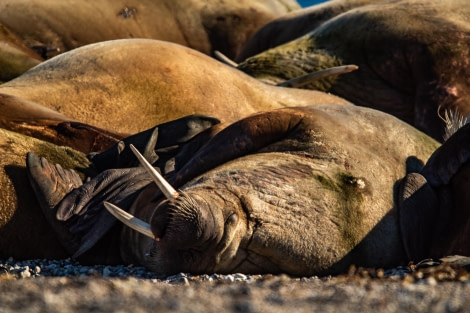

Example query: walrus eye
[129,144,180,200]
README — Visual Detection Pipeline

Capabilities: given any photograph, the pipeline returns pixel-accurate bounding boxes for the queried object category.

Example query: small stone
[425,276,437,286]
[19,267,31,278]
[103,267,112,277]
[234,273,247,281]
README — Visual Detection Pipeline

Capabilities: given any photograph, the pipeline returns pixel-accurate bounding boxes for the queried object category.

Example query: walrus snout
[149,193,207,247]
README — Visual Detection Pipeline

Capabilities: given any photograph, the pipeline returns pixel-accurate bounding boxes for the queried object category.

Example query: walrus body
[26,104,440,276]
[0,0,299,72]
[0,93,128,153]
[0,39,350,135]
[235,0,470,141]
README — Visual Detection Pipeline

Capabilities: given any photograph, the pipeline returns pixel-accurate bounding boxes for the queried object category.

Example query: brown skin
[235,0,380,62]
[0,93,125,153]
[0,39,351,135]
[0,24,42,82]
[235,0,470,142]
[47,104,436,276]
[0,128,90,260]
[0,0,299,62]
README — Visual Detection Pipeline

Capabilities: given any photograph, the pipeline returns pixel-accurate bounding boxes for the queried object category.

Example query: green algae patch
[237,37,343,90]
[314,171,369,250]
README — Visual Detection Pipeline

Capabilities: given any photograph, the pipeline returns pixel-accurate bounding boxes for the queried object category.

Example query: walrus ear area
[398,173,439,262]
[89,114,220,173]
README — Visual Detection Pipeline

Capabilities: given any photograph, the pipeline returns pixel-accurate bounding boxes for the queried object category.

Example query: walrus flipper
[27,152,153,258]
[26,152,83,254]
[172,109,304,186]
[398,172,439,262]
[89,114,220,173]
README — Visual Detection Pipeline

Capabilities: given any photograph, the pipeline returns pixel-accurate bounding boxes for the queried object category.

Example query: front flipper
[27,152,83,253]
[398,173,440,262]
[89,114,220,173]
[27,152,152,259]
[172,109,305,186]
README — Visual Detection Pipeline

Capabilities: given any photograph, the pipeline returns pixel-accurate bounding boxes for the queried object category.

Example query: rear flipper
[27,152,152,260]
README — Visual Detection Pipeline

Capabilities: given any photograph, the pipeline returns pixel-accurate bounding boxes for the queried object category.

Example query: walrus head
[104,144,248,275]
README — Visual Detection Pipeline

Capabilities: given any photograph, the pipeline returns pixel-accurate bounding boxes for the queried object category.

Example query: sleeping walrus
[0,39,350,137]
[0,0,300,81]
[235,0,470,142]
[25,104,444,276]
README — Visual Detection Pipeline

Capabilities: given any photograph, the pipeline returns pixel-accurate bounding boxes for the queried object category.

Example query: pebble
[0,259,261,283]
[1,257,469,284]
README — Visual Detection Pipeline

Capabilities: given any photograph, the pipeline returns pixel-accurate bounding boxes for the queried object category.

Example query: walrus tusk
[276,64,359,88]
[103,201,156,240]
[214,50,238,67]
[129,144,180,200]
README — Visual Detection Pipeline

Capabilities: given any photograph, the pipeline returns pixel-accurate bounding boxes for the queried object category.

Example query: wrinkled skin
[0,114,220,262]
[399,122,470,263]
[27,105,440,276]
[235,0,380,62]
[0,0,300,81]
[236,0,470,142]
[0,39,350,135]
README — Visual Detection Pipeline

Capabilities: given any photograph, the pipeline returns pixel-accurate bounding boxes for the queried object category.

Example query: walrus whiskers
[438,106,469,141]
[129,144,180,200]
[103,201,155,240]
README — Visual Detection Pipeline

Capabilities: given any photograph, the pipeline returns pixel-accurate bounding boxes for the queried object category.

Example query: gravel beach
[1,258,470,313]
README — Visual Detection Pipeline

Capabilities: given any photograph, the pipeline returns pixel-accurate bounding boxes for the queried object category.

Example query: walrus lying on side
[235,0,470,142]
[26,104,445,276]
[0,0,300,81]
[0,39,350,137]
[0,115,220,261]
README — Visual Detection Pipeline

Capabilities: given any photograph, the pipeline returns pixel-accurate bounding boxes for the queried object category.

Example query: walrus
[0,0,299,63]
[0,114,221,262]
[0,24,42,82]
[235,0,379,62]
[234,0,470,142]
[0,39,351,135]
[26,104,440,276]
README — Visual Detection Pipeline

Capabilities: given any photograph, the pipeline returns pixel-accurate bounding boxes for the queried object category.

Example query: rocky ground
[1,257,470,313]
